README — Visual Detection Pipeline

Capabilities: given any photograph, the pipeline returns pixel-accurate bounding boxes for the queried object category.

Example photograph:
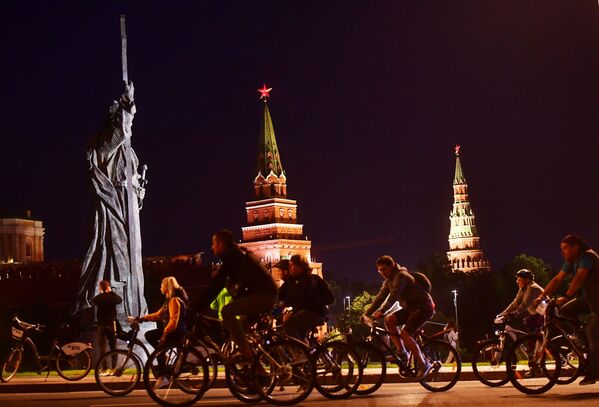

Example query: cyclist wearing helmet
[498,269,544,334]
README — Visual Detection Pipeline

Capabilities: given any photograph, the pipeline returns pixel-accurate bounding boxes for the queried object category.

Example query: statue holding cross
[74,16,148,322]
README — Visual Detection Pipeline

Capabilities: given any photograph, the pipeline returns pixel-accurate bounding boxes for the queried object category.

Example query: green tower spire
[256,86,284,178]
[453,145,466,185]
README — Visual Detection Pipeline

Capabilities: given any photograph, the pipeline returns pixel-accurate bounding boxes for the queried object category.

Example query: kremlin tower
[239,85,322,282]
[447,146,490,273]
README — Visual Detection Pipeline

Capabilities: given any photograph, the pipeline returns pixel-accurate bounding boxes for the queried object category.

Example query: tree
[337,291,376,341]
[415,252,554,357]
[501,254,553,286]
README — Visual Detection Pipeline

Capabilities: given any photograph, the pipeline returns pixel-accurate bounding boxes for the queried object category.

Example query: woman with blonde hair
[139,276,187,349]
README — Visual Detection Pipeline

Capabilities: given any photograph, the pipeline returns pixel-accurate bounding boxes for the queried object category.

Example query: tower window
[25,239,33,258]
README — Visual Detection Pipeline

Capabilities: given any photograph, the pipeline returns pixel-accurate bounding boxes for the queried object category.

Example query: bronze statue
[74,81,148,321]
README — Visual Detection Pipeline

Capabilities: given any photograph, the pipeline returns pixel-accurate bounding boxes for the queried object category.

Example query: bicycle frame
[541,301,587,361]
[363,321,418,376]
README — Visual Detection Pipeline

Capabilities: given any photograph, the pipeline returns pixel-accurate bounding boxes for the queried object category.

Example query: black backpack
[311,275,335,307]
[410,272,432,293]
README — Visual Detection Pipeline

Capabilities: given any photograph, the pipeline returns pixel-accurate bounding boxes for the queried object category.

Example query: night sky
[2,1,599,282]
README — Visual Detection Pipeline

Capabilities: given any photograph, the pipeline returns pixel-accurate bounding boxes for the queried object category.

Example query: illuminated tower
[239,85,322,282]
[447,146,490,273]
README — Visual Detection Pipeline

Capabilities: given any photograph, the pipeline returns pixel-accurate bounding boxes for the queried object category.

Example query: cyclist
[139,276,188,389]
[193,230,278,363]
[534,235,599,385]
[139,276,187,349]
[499,269,544,334]
[362,255,435,380]
[278,255,333,341]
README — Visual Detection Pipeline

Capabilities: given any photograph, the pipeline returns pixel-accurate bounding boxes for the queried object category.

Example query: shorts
[392,303,435,336]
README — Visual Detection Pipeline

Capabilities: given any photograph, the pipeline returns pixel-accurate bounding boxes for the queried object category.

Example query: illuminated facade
[239,86,322,282]
[447,146,490,273]
[0,211,45,263]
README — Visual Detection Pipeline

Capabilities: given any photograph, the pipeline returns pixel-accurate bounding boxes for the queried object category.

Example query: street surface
[2,381,599,406]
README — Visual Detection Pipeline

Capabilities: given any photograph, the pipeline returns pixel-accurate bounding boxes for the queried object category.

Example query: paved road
[2,381,599,406]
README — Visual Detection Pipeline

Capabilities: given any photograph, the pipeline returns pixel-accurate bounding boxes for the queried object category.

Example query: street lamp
[344,296,351,312]
[452,289,459,349]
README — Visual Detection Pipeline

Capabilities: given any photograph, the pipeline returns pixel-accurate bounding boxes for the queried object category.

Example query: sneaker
[98,369,111,377]
[580,375,597,386]
[154,376,171,389]
[416,361,433,381]
[524,367,543,378]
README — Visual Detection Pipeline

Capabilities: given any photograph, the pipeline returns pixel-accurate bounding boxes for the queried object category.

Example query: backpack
[410,272,432,293]
[311,275,335,307]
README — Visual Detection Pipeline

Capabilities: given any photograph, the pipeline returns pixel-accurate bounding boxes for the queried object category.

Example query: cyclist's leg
[384,310,408,357]
[560,297,590,326]
[145,329,165,373]
[523,314,543,335]
[221,294,277,356]
[145,329,162,349]
[283,310,325,341]
[400,304,435,370]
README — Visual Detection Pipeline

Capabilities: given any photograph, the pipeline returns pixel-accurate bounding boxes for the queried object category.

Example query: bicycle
[278,317,362,400]
[472,314,528,387]
[142,312,316,406]
[352,316,461,395]
[94,317,151,396]
[506,298,584,394]
[1,315,93,383]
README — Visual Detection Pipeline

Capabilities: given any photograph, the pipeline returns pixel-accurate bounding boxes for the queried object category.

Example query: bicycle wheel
[1,347,23,383]
[95,349,142,396]
[207,353,219,389]
[472,338,509,387]
[143,346,209,407]
[352,341,386,396]
[131,339,151,363]
[56,348,92,381]
[313,341,362,399]
[225,359,263,403]
[252,339,315,406]
[550,335,583,385]
[507,334,560,394]
[419,340,461,392]
[219,339,262,403]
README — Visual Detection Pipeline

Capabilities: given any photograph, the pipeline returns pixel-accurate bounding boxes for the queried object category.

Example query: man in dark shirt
[93,280,122,373]
[363,255,435,380]
[535,235,599,385]
[193,230,278,361]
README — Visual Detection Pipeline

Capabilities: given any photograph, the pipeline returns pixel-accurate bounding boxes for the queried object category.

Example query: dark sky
[2,1,599,282]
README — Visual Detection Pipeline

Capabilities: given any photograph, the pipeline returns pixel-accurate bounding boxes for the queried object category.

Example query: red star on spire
[258,84,272,100]
[455,145,461,156]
